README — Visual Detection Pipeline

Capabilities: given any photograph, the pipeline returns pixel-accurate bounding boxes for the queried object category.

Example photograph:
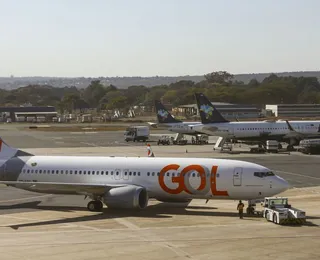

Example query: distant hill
[1,71,320,90]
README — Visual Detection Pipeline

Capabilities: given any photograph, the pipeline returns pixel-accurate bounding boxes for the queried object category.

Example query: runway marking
[274,170,320,180]
[66,223,102,231]
[0,215,36,221]
[114,218,140,230]
[0,234,319,247]
[113,219,195,259]
[0,194,52,203]
[80,142,100,147]
[0,222,271,234]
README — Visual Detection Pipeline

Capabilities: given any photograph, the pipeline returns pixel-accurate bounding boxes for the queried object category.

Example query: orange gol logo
[158,164,229,196]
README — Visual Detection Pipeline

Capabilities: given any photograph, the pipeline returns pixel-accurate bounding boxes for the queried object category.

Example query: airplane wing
[284,120,320,139]
[0,181,126,196]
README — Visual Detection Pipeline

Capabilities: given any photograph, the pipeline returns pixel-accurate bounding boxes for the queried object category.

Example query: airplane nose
[274,176,290,193]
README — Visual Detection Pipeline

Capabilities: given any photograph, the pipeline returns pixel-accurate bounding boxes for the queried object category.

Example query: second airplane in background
[193,93,320,150]
[148,100,202,136]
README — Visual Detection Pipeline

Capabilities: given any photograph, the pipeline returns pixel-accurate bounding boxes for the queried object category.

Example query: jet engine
[103,185,148,209]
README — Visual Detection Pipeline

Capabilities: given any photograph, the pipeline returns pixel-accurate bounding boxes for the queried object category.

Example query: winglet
[146,143,155,157]
[285,120,296,132]
[194,93,229,124]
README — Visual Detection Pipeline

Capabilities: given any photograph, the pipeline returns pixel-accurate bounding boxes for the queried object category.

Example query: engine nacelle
[103,185,148,209]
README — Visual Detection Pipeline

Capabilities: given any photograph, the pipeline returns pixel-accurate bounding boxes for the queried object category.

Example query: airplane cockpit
[253,171,275,178]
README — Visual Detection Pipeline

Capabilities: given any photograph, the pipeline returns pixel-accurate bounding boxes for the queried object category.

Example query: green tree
[61,93,80,113]
[83,80,107,108]
[204,71,234,84]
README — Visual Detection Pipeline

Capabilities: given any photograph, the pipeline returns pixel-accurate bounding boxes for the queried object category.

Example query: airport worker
[237,200,245,219]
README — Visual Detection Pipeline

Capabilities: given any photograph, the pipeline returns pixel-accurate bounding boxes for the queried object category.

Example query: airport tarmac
[0,125,319,259]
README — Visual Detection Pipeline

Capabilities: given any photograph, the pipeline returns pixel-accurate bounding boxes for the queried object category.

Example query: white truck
[124,126,149,142]
[298,139,320,155]
[262,197,306,225]
[266,140,279,153]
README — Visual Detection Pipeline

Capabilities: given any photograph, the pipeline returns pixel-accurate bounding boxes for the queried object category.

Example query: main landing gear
[87,200,103,212]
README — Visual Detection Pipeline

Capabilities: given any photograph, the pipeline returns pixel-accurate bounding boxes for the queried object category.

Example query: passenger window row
[21,169,213,178]
[237,127,289,131]
[22,168,141,176]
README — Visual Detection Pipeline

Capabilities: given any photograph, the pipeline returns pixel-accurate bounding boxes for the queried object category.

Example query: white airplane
[0,137,289,212]
[147,100,202,136]
[193,93,320,150]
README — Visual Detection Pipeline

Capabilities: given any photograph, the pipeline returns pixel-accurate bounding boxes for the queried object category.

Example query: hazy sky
[0,0,319,77]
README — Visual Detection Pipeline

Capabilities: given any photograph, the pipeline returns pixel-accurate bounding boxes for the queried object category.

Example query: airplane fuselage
[193,120,320,143]
[0,156,288,201]
[159,122,203,135]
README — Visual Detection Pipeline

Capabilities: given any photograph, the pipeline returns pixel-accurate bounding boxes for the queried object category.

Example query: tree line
[1,71,320,114]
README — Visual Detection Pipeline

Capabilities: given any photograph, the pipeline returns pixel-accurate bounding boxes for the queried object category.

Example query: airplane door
[122,169,129,180]
[228,126,234,137]
[233,167,242,186]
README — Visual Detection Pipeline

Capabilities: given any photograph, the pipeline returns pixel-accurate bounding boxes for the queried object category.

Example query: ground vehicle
[191,134,209,145]
[298,139,320,154]
[158,135,170,145]
[262,197,306,225]
[172,137,188,145]
[124,126,149,142]
[266,140,279,153]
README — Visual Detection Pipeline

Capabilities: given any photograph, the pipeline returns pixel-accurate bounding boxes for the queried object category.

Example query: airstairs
[214,137,233,152]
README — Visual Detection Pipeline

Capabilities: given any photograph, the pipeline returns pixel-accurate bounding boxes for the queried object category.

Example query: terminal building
[0,106,57,122]
[173,102,262,120]
[265,104,320,118]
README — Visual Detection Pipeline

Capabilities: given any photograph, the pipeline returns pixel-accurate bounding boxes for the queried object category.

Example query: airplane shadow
[3,201,318,230]
[1,201,242,230]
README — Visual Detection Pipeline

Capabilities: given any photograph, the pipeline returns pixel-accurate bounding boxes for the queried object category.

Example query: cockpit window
[254,171,275,178]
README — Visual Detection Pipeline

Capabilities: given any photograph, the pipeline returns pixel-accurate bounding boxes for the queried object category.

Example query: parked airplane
[193,93,320,150]
[0,137,289,212]
[147,100,202,136]
[285,120,320,142]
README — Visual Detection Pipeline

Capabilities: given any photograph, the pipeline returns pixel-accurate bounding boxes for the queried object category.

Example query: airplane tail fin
[0,137,33,159]
[154,100,182,124]
[146,143,155,157]
[194,93,229,124]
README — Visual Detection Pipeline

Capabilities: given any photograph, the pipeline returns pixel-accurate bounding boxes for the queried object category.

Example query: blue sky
[0,0,319,77]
